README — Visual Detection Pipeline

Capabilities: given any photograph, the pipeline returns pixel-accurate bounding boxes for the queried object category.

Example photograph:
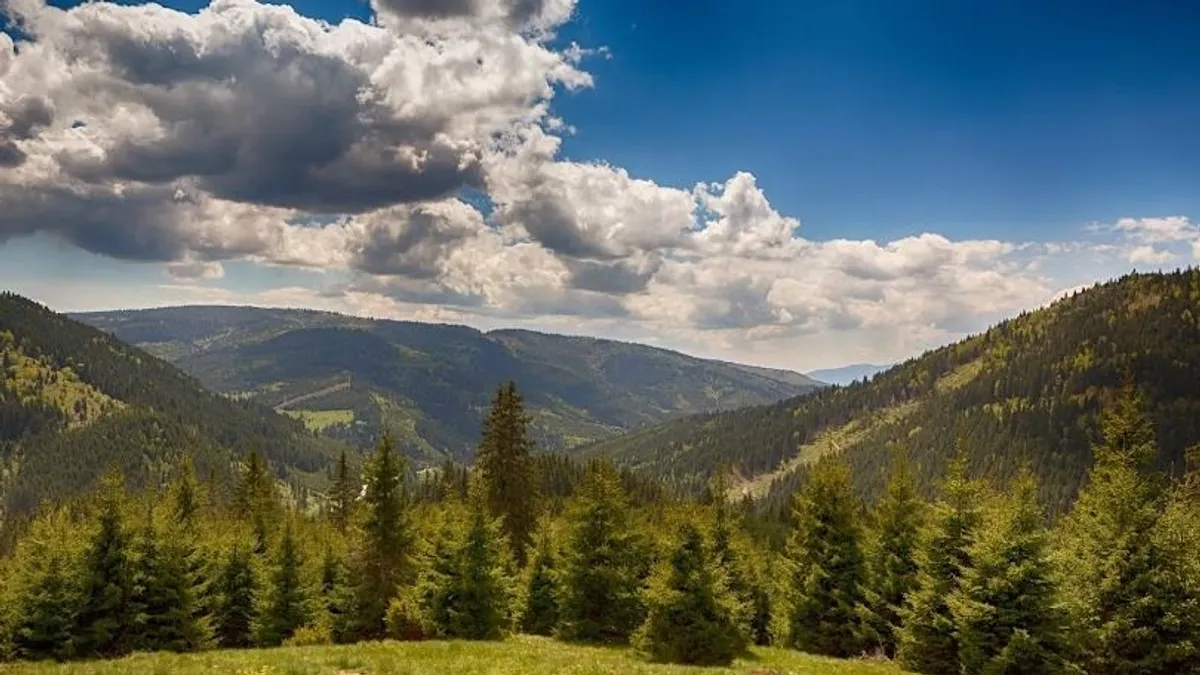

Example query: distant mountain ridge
[75,306,823,464]
[805,363,892,385]
[584,271,1200,514]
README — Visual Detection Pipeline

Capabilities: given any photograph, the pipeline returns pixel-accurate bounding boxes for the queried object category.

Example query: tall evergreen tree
[73,472,138,659]
[12,553,77,662]
[476,381,539,565]
[350,434,413,639]
[258,524,310,646]
[213,546,257,649]
[634,522,746,666]
[1056,383,1200,674]
[171,458,202,527]
[132,522,200,653]
[520,526,560,637]
[169,462,213,647]
[896,455,984,675]
[709,469,767,647]
[556,462,645,644]
[785,457,869,658]
[319,547,353,643]
[864,455,923,657]
[234,450,278,555]
[950,472,1070,674]
[328,449,357,534]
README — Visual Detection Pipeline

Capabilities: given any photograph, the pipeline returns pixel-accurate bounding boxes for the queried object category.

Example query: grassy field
[279,408,355,432]
[0,636,906,675]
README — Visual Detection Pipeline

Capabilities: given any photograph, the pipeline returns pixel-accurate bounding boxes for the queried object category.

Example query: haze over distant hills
[75,306,823,463]
[804,363,892,386]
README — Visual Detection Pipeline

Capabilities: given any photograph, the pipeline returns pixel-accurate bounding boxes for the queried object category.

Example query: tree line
[1,380,1198,673]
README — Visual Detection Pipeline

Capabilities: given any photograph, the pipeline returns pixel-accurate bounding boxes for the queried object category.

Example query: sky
[1,0,1199,372]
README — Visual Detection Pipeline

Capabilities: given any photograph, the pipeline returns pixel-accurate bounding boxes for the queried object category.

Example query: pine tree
[950,472,1070,674]
[234,450,278,555]
[73,472,138,659]
[258,524,310,646]
[634,522,746,666]
[864,455,923,658]
[785,457,868,658]
[171,458,202,526]
[169,463,213,648]
[132,522,200,653]
[896,455,984,675]
[709,470,766,647]
[328,449,357,534]
[1056,383,1200,674]
[12,553,78,662]
[556,462,645,644]
[213,546,257,649]
[421,484,516,639]
[319,547,353,643]
[476,381,539,565]
[520,526,560,636]
[350,434,413,639]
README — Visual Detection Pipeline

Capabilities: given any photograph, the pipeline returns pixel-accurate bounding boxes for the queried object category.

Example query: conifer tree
[234,450,278,555]
[520,526,560,636]
[132,522,200,653]
[864,455,923,657]
[319,547,354,643]
[785,457,868,658]
[171,458,202,526]
[421,484,516,639]
[709,469,766,647]
[258,524,310,646]
[897,455,984,675]
[634,522,746,666]
[556,462,645,644]
[213,546,257,649]
[169,462,213,647]
[12,553,77,662]
[1056,383,1200,674]
[350,434,413,639]
[74,472,138,659]
[950,472,1069,673]
[476,381,539,564]
[328,449,357,534]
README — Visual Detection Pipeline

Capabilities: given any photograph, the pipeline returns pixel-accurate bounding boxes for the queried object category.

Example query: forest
[0,380,1197,674]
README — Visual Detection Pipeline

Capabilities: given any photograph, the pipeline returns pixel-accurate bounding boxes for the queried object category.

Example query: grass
[280,408,355,432]
[0,636,905,675]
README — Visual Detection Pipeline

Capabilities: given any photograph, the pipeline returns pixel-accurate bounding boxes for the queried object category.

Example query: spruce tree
[785,457,869,658]
[234,450,278,555]
[950,472,1070,674]
[1056,384,1200,674]
[709,470,766,647]
[350,434,413,639]
[213,546,257,649]
[74,472,138,659]
[634,522,746,666]
[319,547,354,643]
[258,524,310,646]
[132,521,201,653]
[864,455,923,658]
[476,381,539,565]
[328,449,357,534]
[520,527,560,636]
[13,553,78,662]
[556,462,645,644]
[896,455,984,675]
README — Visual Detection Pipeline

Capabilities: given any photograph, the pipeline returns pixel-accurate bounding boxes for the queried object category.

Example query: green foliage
[12,553,78,662]
[476,381,540,564]
[556,462,646,645]
[785,457,868,658]
[327,449,358,534]
[213,546,257,649]
[257,525,310,647]
[896,456,984,675]
[863,456,923,658]
[709,471,770,647]
[73,474,138,659]
[1055,385,1200,674]
[132,521,202,653]
[634,522,747,666]
[520,527,560,636]
[350,434,413,639]
[949,473,1070,674]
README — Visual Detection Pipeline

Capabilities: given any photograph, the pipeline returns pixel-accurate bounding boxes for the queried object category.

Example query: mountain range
[74,306,823,464]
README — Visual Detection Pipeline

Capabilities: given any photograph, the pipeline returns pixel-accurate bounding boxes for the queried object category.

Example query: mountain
[584,270,1200,514]
[0,294,347,520]
[805,363,892,386]
[75,306,822,464]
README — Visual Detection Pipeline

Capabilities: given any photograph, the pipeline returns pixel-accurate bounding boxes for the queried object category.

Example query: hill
[0,294,345,519]
[585,270,1200,513]
[75,306,821,464]
[805,363,891,386]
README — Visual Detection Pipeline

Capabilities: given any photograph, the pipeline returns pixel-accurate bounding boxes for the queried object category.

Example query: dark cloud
[0,96,54,167]
[351,207,479,278]
[0,142,25,167]
[504,196,619,259]
[565,256,660,294]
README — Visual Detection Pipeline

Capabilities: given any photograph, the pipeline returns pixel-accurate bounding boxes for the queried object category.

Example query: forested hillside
[0,294,346,519]
[586,270,1200,513]
[76,306,820,463]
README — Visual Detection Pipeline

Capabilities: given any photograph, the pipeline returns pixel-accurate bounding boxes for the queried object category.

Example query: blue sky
[1,0,1197,370]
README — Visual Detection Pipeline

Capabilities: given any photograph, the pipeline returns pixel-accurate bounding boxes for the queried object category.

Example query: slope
[0,294,345,518]
[76,306,822,464]
[585,270,1200,514]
